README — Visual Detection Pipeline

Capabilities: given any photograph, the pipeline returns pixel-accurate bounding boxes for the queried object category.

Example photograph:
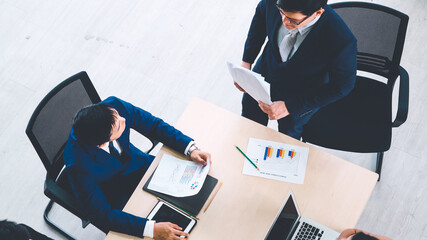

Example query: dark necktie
[109,141,131,164]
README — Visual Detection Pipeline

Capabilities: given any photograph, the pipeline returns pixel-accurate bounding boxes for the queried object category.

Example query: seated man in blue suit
[235,0,357,139]
[64,96,210,239]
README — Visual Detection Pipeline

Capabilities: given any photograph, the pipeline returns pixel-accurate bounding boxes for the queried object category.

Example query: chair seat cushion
[302,76,392,152]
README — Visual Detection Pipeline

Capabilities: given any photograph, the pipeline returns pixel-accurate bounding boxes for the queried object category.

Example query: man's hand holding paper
[227,61,272,105]
[258,101,290,120]
[190,149,211,166]
[228,61,291,120]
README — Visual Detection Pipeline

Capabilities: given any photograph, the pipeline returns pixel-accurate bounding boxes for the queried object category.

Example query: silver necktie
[279,29,299,62]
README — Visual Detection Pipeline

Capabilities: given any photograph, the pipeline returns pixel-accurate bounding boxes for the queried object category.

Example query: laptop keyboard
[294,222,324,240]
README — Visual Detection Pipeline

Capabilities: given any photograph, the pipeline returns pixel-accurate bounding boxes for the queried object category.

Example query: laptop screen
[265,193,299,240]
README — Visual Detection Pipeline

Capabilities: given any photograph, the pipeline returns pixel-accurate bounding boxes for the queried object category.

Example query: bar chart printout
[242,138,309,184]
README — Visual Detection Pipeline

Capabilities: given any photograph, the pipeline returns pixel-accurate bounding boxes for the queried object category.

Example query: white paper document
[148,154,210,197]
[242,138,309,184]
[227,61,272,104]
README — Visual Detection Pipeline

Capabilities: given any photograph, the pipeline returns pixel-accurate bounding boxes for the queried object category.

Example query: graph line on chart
[169,165,181,182]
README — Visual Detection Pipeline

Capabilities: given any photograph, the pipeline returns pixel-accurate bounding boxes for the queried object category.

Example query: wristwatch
[187,143,199,156]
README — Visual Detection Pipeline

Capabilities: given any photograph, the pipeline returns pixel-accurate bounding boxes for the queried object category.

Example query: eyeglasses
[276,5,311,26]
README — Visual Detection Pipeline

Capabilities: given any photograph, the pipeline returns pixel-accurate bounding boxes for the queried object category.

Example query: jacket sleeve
[66,165,147,238]
[109,97,193,153]
[242,0,267,64]
[284,38,357,118]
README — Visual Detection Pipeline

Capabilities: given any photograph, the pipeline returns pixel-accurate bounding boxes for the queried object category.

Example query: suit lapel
[289,12,326,62]
[271,10,283,61]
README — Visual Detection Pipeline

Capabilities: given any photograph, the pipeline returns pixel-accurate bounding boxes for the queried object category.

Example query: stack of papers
[226,61,272,104]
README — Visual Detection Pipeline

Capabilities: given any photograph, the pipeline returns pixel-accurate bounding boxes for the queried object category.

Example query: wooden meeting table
[105,98,378,240]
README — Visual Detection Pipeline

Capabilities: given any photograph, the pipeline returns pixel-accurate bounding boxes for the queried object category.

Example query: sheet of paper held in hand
[243,138,309,184]
[226,61,272,105]
[148,154,210,197]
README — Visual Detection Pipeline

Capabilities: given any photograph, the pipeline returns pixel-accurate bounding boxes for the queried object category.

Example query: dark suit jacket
[64,96,192,237]
[243,0,357,119]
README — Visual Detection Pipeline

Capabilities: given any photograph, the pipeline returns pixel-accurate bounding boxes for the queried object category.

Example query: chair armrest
[146,140,160,154]
[392,66,409,127]
[44,174,90,222]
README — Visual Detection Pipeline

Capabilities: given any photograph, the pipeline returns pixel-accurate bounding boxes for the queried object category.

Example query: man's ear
[98,142,108,149]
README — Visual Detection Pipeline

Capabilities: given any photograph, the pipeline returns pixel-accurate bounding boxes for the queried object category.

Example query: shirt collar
[297,15,320,36]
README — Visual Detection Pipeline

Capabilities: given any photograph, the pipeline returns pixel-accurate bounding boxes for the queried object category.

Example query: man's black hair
[72,103,117,146]
[0,220,31,240]
[353,232,379,240]
[276,0,328,16]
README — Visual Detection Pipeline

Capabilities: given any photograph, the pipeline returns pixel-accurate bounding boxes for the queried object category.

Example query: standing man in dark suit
[64,96,210,240]
[235,0,357,139]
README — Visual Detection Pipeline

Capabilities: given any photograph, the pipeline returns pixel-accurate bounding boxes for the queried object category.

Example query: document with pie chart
[148,154,210,197]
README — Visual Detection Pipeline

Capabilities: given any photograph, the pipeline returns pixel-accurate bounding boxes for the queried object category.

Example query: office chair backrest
[26,72,101,179]
[331,2,409,81]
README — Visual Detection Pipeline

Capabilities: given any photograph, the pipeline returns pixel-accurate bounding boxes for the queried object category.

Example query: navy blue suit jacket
[243,1,357,119]
[64,96,192,237]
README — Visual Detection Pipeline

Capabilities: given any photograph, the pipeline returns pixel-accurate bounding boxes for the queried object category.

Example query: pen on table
[156,197,199,220]
[235,145,259,171]
[203,181,223,213]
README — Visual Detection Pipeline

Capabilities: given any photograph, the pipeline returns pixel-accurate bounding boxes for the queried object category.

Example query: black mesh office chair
[301,2,409,181]
[25,72,158,239]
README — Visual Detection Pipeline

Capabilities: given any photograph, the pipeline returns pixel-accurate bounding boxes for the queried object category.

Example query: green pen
[235,145,260,171]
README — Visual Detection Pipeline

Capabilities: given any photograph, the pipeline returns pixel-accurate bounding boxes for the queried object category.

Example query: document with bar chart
[242,138,309,184]
[148,154,210,197]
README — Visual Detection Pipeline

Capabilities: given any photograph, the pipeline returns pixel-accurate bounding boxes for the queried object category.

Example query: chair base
[44,200,90,240]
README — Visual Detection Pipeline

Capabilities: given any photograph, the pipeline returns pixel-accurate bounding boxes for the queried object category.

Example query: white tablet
[147,200,197,235]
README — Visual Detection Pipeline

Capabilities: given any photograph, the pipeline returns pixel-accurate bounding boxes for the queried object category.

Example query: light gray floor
[0,0,426,239]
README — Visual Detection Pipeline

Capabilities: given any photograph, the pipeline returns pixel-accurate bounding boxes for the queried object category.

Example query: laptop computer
[265,190,340,240]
